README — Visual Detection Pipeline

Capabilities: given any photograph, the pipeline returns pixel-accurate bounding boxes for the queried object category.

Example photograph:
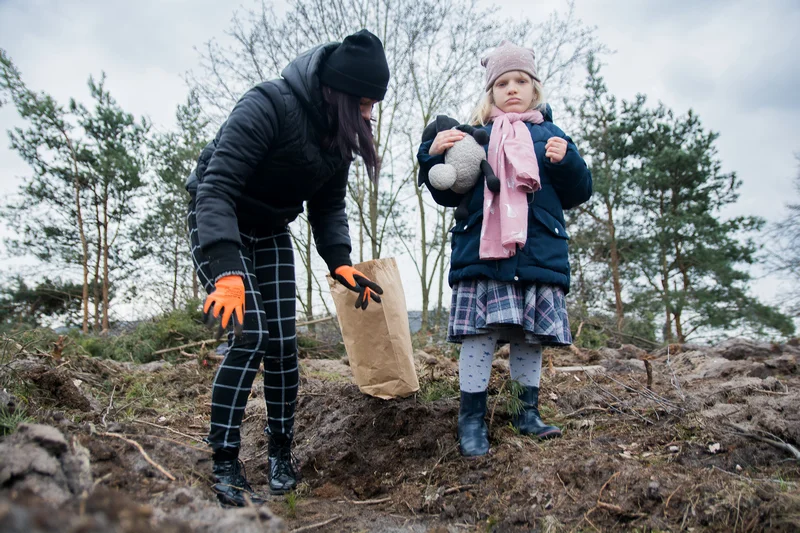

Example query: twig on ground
[726,423,800,461]
[289,515,340,533]
[664,484,683,514]
[711,465,799,485]
[153,339,215,356]
[584,372,655,425]
[101,432,176,481]
[597,471,620,502]
[488,380,508,431]
[102,384,116,428]
[443,485,475,495]
[643,358,653,390]
[562,406,608,418]
[345,497,392,505]
[133,419,205,442]
[557,473,577,503]
[426,443,459,488]
[596,501,625,513]
[666,345,686,400]
[134,433,211,453]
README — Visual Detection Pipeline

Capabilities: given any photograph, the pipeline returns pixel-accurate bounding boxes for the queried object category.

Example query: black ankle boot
[512,385,562,439]
[268,433,298,494]
[211,458,265,507]
[458,390,490,457]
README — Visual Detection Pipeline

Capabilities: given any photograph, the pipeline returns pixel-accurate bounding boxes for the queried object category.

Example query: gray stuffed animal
[420,115,499,220]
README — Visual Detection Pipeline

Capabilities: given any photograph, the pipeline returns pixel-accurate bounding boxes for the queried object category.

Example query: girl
[417,41,592,457]
[188,29,388,504]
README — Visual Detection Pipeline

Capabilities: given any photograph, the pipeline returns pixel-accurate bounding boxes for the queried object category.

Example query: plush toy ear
[421,120,438,142]
[471,128,489,145]
[435,115,460,132]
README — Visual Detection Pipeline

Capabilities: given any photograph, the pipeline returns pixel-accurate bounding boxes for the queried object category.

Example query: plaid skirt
[448,279,572,346]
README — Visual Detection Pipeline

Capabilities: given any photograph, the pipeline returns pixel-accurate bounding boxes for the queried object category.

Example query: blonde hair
[468,73,546,126]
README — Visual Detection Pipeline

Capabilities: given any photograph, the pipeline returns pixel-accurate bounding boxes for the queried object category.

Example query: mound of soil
[1,336,798,532]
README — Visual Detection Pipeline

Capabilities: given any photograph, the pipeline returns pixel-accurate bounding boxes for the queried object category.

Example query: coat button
[555,227,559,234]
[463,224,468,230]
[514,276,519,281]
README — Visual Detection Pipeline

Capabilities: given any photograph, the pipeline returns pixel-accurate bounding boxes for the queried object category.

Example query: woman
[186,29,389,505]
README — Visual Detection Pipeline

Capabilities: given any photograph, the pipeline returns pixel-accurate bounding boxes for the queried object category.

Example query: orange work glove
[203,275,245,338]
[333,266,383,310]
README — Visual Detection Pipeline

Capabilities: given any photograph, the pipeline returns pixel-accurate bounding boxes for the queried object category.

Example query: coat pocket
[532,207,569,240]
[523,207,570,274]
[449,210,483,269]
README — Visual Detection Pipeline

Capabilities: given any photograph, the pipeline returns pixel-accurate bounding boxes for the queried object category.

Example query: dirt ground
[1,334,799,532]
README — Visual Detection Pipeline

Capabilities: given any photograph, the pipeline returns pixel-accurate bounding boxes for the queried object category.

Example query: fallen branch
[346,497,392,505]
[153,339,215,356]
[597,471,620,502]
[666,345,686,400]
[289,516,341,533]
[133,419,205,442]
[643,359,653,390]
[556,473,577,503]
[443,485,475,495]
[711,465,799,485]
[296,315,335,327]
[726,423,800,461]
[102,384,116,428]
[488,380,508,431]
[137,433,211,453]
[562,406,608,418]
[152,317,336,357]
[596,501,624,513]
[101,432,176,481]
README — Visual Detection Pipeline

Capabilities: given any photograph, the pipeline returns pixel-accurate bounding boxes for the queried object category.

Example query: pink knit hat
[481,40,540,91]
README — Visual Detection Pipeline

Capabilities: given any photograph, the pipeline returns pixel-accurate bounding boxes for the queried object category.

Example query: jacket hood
[281,42,339,131]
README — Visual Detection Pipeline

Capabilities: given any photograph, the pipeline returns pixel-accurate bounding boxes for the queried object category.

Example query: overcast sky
[1,0,798,321]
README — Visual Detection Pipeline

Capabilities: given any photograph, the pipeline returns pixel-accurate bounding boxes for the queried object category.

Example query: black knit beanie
[319,29,390,101]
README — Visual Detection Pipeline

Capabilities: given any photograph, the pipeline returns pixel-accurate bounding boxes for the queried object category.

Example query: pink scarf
[479,106,543,260]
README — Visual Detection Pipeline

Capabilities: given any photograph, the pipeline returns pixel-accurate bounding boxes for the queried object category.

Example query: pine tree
[630,107,794,341]
[73,75,149,332]
[133,91,209,310]
[0,49,93,332]
[568,56,648,333]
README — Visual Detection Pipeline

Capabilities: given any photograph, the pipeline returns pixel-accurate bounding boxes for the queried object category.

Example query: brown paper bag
[327,258,419,399]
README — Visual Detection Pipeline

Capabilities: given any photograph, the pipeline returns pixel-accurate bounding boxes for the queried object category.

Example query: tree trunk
[436,207,447,328]
[64,135,90,333]
[415,181,430,334]
[659,194,672,343]
[674,310,684,343]
[101,188,110,333]
[93,196,102,331]
[171,233,180,310]
[369,167,379,260]
[305,219,315,334]
[605,199,624,331]
[192,272,199,301]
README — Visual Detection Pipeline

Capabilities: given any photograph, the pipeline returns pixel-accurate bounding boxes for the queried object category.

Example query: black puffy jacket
[186,43,352,279]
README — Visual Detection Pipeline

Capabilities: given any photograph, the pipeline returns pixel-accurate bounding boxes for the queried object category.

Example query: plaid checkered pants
[188,204,298,451]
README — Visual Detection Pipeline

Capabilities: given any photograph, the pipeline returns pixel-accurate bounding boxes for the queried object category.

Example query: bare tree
[770,154,800,317]
[186,0,607,327]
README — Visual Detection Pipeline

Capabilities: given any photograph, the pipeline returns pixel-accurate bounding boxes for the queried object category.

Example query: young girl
[417,41,592,456]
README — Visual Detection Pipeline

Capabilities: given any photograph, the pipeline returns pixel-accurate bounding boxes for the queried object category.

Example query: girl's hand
[429,129,466,156]
[545,137,568,163]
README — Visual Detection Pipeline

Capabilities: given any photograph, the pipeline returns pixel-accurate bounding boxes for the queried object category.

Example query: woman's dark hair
[322,85,379,184]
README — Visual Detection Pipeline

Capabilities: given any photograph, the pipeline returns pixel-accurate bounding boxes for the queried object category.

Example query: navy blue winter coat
[417,108,592,292]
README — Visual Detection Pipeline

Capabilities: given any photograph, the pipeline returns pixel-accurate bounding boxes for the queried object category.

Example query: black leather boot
[512,385,562,439]
[211,458,265,507]
[268,433,298,494]
[458,390,490,457]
